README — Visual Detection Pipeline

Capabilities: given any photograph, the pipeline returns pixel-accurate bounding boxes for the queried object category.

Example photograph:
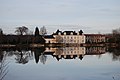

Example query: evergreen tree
[0,28,3,35]
[35,27,39,36]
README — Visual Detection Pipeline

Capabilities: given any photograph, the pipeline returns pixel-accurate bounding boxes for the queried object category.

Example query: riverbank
[0,43,119,48]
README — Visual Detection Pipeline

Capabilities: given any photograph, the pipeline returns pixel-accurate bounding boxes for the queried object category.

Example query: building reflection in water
[86,47,106,55]
[1,46,120,64]
[44,47,106,61]
[52,47,85,61]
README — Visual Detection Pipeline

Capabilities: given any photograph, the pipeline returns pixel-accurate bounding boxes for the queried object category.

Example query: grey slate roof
[53,29,83,35]
[43,35,55,39]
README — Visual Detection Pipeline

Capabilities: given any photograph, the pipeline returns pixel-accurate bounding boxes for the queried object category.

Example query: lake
[0,47,120,80]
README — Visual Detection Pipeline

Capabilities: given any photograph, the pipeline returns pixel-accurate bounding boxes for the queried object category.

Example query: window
[82,40,84,42]
[74,40,76,43]
[82,36,84,39]
[71,32,73,35]
[58,32,61,35]
[64,32,66,35]
[67,36,69,39]
[82,48,84,50]
[64,36,66,39]
[74,51,76,53]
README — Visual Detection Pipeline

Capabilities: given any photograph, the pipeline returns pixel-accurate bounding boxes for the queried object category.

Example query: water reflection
[1,47,120,80]
[34,47,46,64]
[107,47,120,61]
[0,47,120,64]
[47,47,86,61]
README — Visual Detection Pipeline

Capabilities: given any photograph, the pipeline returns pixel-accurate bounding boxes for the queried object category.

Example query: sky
[0,0,120,34]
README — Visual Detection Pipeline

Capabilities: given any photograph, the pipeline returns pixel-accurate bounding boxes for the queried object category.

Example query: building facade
[85,34,106,43]
[53,29,86,44]
[43,30,106,44]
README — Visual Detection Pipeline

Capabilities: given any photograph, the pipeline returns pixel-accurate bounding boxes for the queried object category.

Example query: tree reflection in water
[33,47,46,64]
[14,51,29,64]
[108,47,120,61]
[0,49,8,80]
[39,53,47,64]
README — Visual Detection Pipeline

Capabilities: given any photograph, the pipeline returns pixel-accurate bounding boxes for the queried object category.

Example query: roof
[53,55,83,61]
[52,29,62,35]
[63,31,77,35]
[43,35,55,39]
[84,34,105,36]
[53,29,83,35]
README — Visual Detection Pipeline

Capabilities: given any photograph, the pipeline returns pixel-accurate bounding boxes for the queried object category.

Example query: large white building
[52,29,86,44]
[43,30,106,45]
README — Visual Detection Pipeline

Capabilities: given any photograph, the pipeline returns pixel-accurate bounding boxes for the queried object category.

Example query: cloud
[0,0,120,34]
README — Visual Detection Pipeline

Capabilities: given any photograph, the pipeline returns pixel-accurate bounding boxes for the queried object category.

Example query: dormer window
[64,32,66,35]
[71,32,73,35]
[58,32,61,35]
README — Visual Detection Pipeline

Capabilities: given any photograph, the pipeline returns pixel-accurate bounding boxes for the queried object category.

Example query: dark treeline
[0,26,46,45]
[107,47,120,61]
[0,26,120,46]
[107,34,120,44]
[0,35,45,44]
[107,28,120,44]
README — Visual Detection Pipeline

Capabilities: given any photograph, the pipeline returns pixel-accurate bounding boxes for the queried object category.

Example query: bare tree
[112,28,120,34]
[27,30,33,35]
[15,26,28,35]
[112,28,120,43]
[40,26,47,36]
[56,35,63,43]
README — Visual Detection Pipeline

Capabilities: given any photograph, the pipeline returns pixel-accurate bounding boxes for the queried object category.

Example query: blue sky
[0,0,120,34]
